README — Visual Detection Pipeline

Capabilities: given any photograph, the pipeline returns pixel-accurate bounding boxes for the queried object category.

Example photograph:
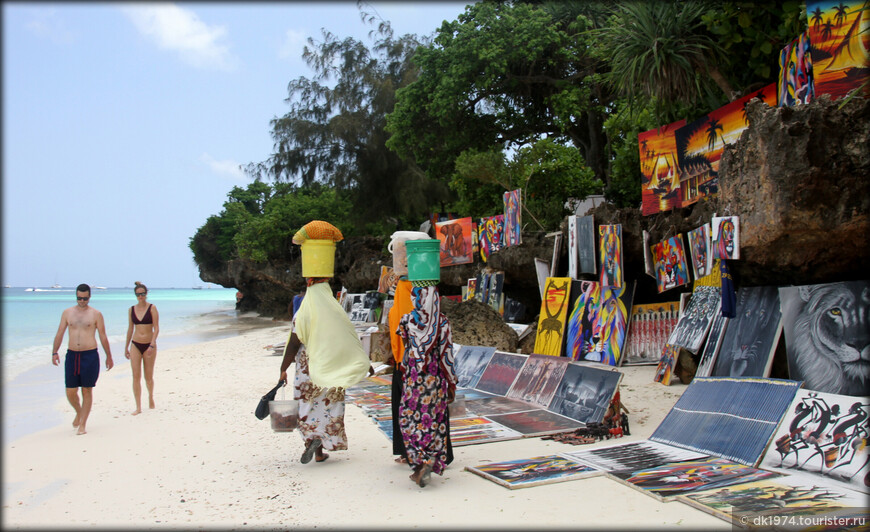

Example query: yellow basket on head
[301,239,336,278]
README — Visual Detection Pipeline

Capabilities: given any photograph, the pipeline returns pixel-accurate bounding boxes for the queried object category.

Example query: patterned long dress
[397,286,456,475]
[293,332,349,452]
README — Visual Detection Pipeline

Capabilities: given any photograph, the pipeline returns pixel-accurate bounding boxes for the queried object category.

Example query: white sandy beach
[2,324,729,530]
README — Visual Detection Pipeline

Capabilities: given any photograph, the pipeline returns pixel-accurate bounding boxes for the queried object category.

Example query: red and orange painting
[778,31,816,106]
[806,0,870,101]
[639,119,687,216]
[534,277,572,357]
[435,217,473,267]
[674,84,777,207]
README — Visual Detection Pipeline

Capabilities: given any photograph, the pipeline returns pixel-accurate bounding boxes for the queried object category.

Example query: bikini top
[131,304,153,325]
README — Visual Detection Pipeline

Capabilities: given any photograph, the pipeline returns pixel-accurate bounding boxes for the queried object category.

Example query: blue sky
[2,1,468,288]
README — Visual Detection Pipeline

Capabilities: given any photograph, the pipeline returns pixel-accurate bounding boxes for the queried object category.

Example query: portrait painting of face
[687,224,713,279]
[598,224,623,288]
[712,216,740,260]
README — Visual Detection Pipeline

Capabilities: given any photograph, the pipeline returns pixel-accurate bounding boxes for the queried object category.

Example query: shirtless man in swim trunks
[51,283,114,435]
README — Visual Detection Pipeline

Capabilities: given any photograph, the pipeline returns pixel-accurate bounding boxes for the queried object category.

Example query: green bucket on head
[301,239,336,278]
[405,239,441,282]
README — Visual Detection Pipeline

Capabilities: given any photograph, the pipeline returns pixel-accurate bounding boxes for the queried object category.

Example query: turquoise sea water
[2,286,249,380]
[1,286,283,444]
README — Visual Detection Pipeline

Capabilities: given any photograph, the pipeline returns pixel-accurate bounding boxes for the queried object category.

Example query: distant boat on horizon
[51,283,62,289]
[94,286,107,290]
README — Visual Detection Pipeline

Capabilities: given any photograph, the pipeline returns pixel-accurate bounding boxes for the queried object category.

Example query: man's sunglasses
[77,296,90,301]
[136,292,147,296]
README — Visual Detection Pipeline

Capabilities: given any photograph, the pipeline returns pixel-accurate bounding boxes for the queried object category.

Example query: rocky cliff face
[198,95,869,329]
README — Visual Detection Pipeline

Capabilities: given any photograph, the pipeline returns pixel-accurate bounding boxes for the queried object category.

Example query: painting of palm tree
[810,5,824,29]
[820,19,835,43]
[833,2,849,26]
[705,119,724,151]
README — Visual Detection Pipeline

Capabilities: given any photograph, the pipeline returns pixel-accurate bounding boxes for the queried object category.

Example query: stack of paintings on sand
[465,454,603,490]
[345,377,393,439]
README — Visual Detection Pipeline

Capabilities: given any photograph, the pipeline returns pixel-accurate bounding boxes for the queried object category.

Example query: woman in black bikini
[124,281,160,415]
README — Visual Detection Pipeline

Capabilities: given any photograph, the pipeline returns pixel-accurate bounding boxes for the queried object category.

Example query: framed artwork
[505,353,569,408]
[777,31,815,107]
[486,409,581,438]
[695,312,729,378]
[582,281,635,366]
[503,188,522,246]
[610,457,782,502]
[533,277,572,357]
[652,234,690,293]
[478,214,505,262]
[667,285,721,354]
[475,351,528,396]
[711,215,740,260]
[563,439,708,475]
[598,224,623,288]
[565,280,601,362]
[650,376,802,467]
[674,85,776,207]
[711,286,783,378]
[453,345,497,390]
[653,343,680,386]
[466,455,601,490]
[806,0,869,101]
[760,388,869,494]
[779,280,870,396]
[639,119,686,216]
[435,217,474,266]
[622,301,680,366]
[678,478,869,529]
[546,362,623,424]
[577,215,597,274]
[687,223,713,279]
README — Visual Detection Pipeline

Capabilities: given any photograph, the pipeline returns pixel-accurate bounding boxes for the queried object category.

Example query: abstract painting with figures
[435,217,473,266]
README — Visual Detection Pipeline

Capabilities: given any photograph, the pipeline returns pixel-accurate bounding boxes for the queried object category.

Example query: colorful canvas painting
[505,354,569,407]
[564,439,708,475]
[582,281,635,366]
[674,84,777,207]
[778,31,816,106]
[711,286,783,378]
[546,363,623,424]
[435,217,474,266]
[465,278,477,301]
[667,285,721,354]
[761,388,869,494]
[622,301,680,366]
[687,224,713,279]
[466,455,601,489]
[565,280,601,361]
[450,423,523,446]
[711,215,740,260]
[503,188,522,246]
[478,214,505,262]
[806,0,870,101]
[779,281,870,396]
[598,224,623,288]
[475,351,528,396]
[486,271,505,314]
[577,215,597,274]
[377,265,398,295]
[650,377,802,466]
[534,277,572,357]
[453,345,497,389]
[653,343,680,386]
[486,409,581,437]
[610,457,782,501]
[652,235,690,293]
[678,478,870,529]
[639,119,687,216]
[695,312,729,378]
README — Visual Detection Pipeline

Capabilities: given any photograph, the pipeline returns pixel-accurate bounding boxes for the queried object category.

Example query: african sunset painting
[806,0,870,101]
[639,119,686,216]
[674,83,777,207]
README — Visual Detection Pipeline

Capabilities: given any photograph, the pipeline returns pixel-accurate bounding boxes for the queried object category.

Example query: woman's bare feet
[131,408,142,416]
[149,398,155,409]
[76,426,87,435]
[72,415,81,428]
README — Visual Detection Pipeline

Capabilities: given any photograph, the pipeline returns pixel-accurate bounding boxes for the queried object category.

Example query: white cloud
[119,3,237,71]
[24,9,76,45]
[278,29,307,61]
[200,153,247,182]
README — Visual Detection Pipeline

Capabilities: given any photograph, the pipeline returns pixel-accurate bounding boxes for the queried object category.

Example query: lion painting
[780,281,870,397]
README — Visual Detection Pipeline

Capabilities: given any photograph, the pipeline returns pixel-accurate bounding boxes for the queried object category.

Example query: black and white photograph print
[711,286,782,378]
[546,363,622,424]
[667,285,721,354]
[779,281,870,397]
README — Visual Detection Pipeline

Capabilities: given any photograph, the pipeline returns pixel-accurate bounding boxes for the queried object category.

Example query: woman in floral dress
[397,283,457,487]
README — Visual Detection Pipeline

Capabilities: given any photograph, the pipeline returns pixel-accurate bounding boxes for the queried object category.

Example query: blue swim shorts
[64,349,100,388]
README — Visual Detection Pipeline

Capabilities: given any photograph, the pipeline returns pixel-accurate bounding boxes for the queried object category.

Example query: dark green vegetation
[191,0,805,267]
